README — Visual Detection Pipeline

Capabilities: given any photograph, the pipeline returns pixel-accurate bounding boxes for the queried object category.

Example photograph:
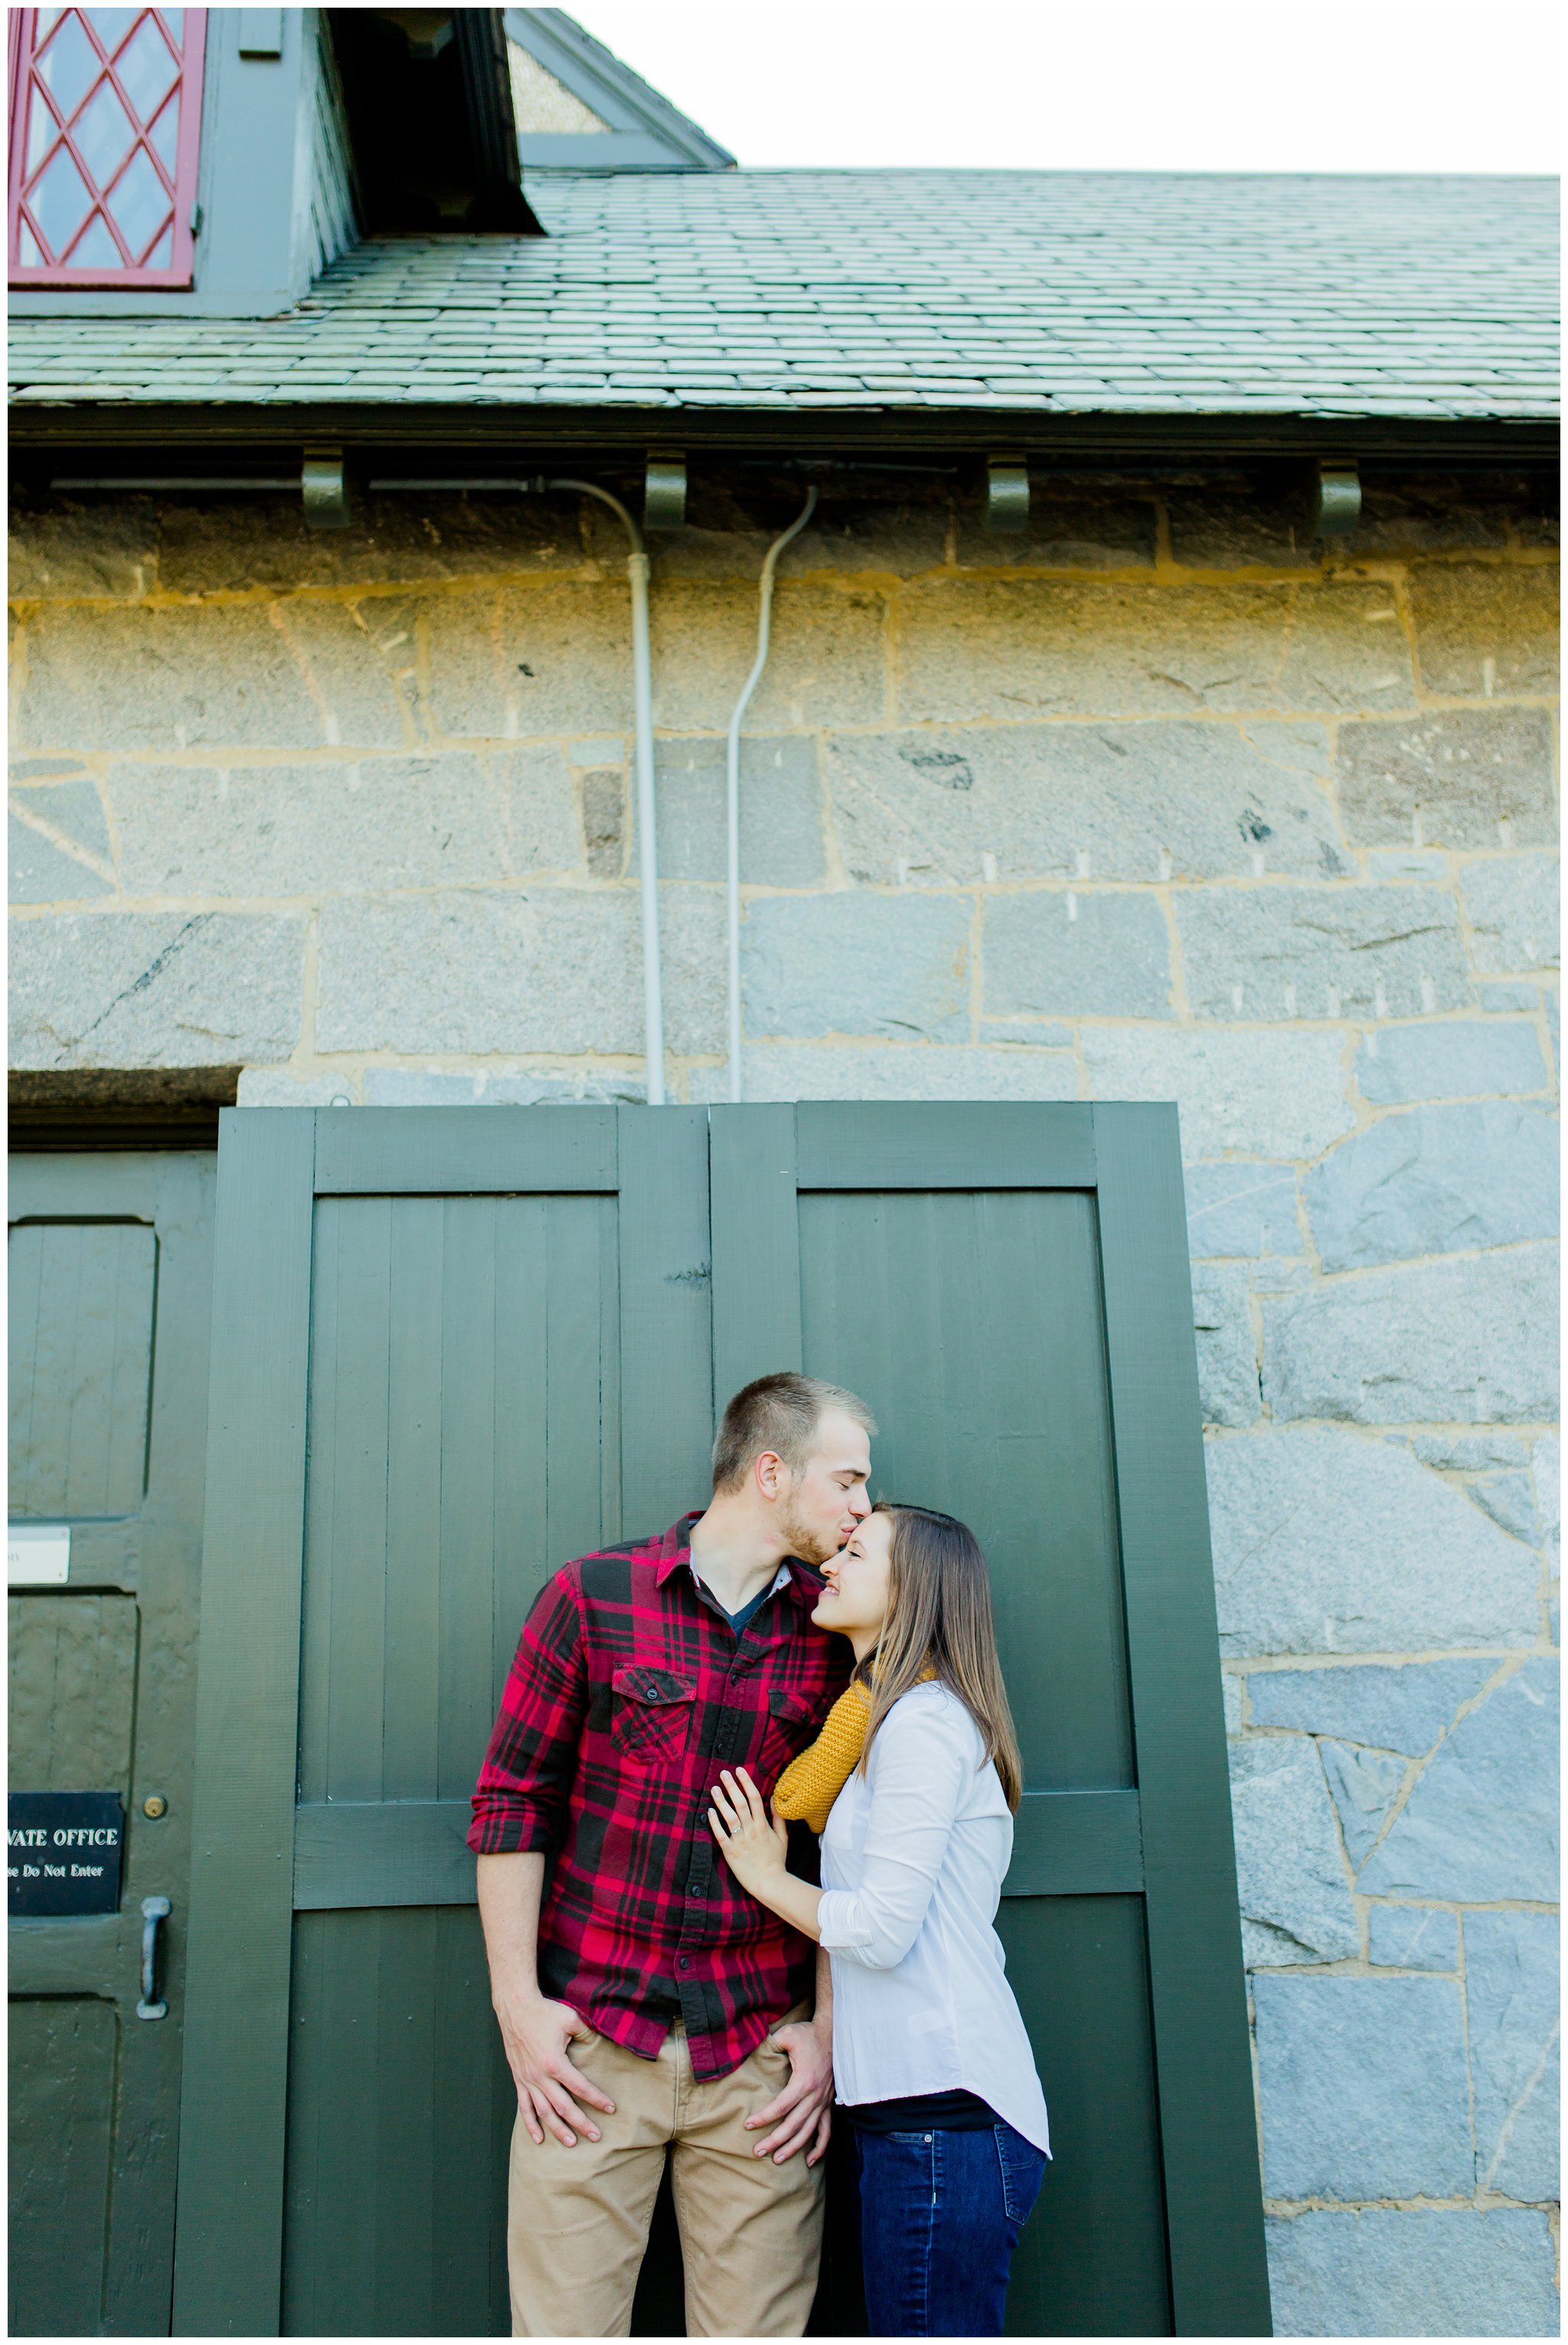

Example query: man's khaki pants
[507,2009,824,2338]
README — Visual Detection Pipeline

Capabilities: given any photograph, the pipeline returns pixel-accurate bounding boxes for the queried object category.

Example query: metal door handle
[137,1895,171,2020]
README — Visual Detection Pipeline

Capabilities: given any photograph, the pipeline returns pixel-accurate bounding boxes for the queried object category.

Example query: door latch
[137,1895,171,2020]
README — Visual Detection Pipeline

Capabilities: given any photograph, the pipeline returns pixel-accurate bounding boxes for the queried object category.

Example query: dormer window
[8,8,207,286]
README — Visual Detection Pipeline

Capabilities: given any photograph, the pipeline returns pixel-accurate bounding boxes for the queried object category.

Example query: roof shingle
[8,170,1558,418]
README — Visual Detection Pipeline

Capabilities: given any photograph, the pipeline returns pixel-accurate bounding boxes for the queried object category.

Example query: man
[470,1372,876,2338]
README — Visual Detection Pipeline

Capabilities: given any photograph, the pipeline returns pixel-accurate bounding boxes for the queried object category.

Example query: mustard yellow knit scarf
[773,1664,936,1834]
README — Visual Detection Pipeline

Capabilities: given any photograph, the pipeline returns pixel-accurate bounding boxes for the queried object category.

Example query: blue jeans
[854,2121,1046,2337]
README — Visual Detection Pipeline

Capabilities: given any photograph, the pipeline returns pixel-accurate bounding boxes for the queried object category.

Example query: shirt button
[678,1957,691,1972]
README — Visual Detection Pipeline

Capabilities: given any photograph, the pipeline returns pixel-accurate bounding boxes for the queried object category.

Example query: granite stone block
[10,909,305,1068]
[742,891,972,1043]
[1262,1245,1559,1425]
[1407,560,1560,698]
[1176,885,1469,1021]
[1207,1431,1539,1657]
[9,781,114,901]
[315,888,645,1055]
[109,749,579,896]
[1302,1103,1559,1270]
[894,577,1413,724]
[1266,2209,1560,2339]
[1191,1264,1259,1427]
[15,603,345,752]
[1468,1470,1540,1543]
[823,719,1344,886]
[1357,1657,1558,1902]
[1246,1660,1495,1754]
[1227,1736,1359,1964]
[637,735,825,884]
[1083,1026,1354,1162]
[1253,1975,1471,2199]
[1367,1905,1459,1971]
[984,891,1172,1019]
[1465,1908,1559,2201]
[1336,708,1556,849]
[1318,1739,1407,1868]
[1354,1019,1549,1103]
[1185,1163,1302,1258]
[652,581,887,731]
[1410,1432,1527,1470]
[1460,854,1558,976]
[422,583,633,741]
[688,1042,1079,1104]
[1478,980,1543,1012]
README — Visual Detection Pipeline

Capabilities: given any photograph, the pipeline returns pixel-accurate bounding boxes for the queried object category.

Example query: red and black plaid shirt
[469,1515,851,2080]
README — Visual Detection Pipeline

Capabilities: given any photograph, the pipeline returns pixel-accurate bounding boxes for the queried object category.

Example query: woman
[709,1502,1050,2340]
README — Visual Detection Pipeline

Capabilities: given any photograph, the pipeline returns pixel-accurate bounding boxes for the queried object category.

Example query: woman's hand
[710,1767,789,1895]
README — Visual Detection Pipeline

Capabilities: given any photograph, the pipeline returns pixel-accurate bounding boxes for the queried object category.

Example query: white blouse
[815,1680,1051,2154]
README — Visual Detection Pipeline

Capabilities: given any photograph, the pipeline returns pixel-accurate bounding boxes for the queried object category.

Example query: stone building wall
[8,470,1560,2334]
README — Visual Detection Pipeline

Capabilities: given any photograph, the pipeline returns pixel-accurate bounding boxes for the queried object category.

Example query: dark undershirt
[841,2089,1001,2133]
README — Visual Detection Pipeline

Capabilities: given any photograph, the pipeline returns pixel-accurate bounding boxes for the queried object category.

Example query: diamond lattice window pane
[142,224,172,270]
[67,211,122,268]
[161,8,184,35]
[87,8,139,50]
[17,221,47,269]
[34,13,101,120]
[147,87,179,171]
[31,143,95,254]
[26,91,63,175]
[74,80,137,184]
[107,146,170,257]
[113,15,178,116]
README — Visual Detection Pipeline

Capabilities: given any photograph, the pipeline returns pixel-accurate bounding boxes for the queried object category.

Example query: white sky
[572,2,1563,173]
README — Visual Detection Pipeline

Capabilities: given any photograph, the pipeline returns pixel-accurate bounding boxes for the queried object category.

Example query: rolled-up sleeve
[816,1702,969,1970]
[468,1572,587,1856]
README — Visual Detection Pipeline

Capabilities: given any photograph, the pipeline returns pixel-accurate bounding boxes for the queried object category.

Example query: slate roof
[9,170,1559,418]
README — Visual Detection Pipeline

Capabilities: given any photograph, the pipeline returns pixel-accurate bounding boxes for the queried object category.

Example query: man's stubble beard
[776,1493,844,1569]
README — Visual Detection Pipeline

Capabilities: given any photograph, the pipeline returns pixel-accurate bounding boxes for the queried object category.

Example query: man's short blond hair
[711,1372,877,1494]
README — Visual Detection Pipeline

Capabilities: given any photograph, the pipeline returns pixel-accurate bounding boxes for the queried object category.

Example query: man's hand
[745,2015,834,2166]
[495,1987,616,2150]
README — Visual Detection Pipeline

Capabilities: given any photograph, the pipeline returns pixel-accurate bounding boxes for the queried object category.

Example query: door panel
[8,1154,215,2340]
[8,1220,158,1519]
[283,1908,511,2339]
[1000,1898,1170,2337]
[175,1109,714,2339]
[8,1999,117,2337]
[797,1188,1132,1788]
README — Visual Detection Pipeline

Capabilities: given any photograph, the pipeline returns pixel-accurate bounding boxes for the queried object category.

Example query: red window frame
[8,8,206,288]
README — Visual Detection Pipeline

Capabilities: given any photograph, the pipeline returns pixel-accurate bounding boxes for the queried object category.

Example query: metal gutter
[7,406,1558,466]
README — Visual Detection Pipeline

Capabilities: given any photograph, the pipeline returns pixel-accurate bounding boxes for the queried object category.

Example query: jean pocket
[995,2124,1046,2226]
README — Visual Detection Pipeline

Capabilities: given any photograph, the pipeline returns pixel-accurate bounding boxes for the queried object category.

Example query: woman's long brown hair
[857,1502,1024,1811]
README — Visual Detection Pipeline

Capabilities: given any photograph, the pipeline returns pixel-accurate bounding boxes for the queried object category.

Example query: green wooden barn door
[710,1104,1271,2339]
[172,1110,713,2338]
[9,1151,216,2337]
[174,1103,1268,2338]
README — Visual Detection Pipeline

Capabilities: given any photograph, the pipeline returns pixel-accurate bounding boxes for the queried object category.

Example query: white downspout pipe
[724,487,818,1104]
[549,479,665,1105]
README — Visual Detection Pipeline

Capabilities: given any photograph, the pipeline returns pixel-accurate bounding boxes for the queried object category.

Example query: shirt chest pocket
[761,1684,821,1774]
[610,1666,697,1766]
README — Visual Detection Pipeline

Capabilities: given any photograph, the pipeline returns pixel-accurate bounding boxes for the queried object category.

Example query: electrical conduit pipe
[548,479,665,1105]
[724,488,818,1104]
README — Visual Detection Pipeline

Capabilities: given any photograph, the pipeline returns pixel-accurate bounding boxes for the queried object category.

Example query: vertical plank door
[9,1152,216,2336]
[172,1109,712,2337]
[710,1102,1272,2338]
[174,1103,1269,2337]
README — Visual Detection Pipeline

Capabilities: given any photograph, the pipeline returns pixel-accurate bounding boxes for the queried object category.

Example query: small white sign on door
[8,1525,70,1585]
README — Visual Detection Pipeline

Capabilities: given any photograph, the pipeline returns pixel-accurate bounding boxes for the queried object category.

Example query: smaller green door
[9,1152,215,2337]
